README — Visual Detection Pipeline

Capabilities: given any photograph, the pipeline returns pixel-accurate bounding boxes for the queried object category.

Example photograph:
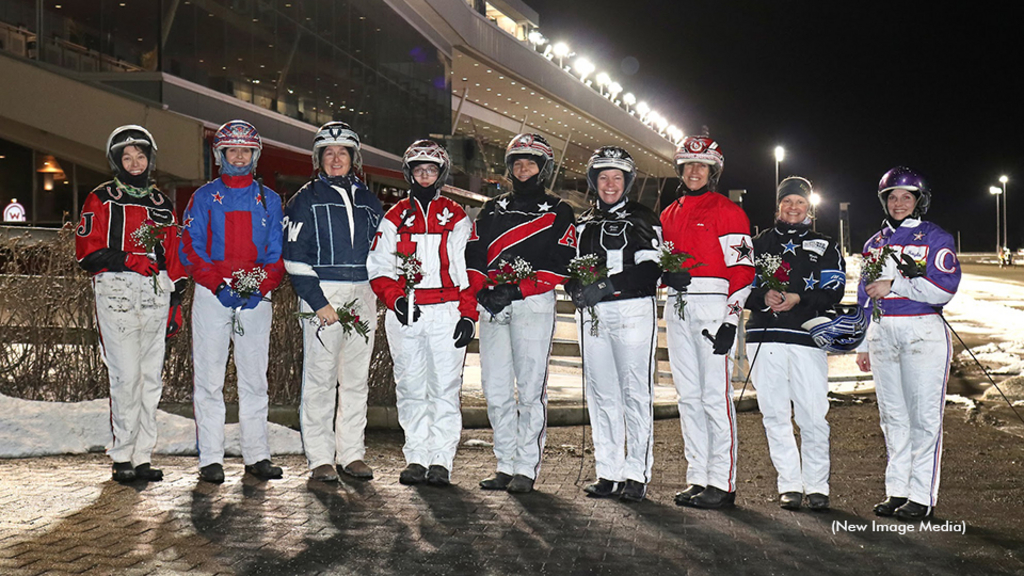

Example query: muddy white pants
[747,341,830,495]
[93,272,170,466]
[479,290,556,480]
[298,282,376,470]
[192,284,273,468]
[386,300,466,471]
[579,297,657,484]
[665,293,738,492]
[867,314,950,507]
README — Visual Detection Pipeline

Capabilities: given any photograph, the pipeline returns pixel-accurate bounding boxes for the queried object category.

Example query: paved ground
[2,399,1023,576]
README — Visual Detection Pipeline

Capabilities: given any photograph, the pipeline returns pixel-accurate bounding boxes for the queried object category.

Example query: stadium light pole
[990,186,1002,257]
[1000,175,1009,250]
[809,191,821,232]
[774,146,785,190]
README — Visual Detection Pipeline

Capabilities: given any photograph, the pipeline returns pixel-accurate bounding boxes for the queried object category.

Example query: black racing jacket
[576,199,662,302]
[745,223,846,347]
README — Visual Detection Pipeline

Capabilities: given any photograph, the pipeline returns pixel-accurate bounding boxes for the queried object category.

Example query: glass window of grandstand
[0,0,160,72]
[162,0,451,157]
[0,137,106,227]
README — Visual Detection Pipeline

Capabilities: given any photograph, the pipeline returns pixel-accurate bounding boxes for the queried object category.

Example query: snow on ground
[944,274,1024,375]
[0,394,302,458]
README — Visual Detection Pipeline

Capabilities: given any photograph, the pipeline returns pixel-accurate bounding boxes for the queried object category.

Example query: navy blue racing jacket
[283,174,384,311]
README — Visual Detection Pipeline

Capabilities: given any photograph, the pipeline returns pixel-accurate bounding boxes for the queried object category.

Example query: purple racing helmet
[878,166,930,217]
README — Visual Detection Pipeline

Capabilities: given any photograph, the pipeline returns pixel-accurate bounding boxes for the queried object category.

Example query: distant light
[636,101,650,117]
[553,42,570,58]
[809,192,821,206]
[1000,175,1009,184]
[608,82,622,97]
[528,30,546,46]
[990,186,1003,195]
[574,58,595,81]
[774,146,785,163]
[623,93,636,105]
[596,72,610,86]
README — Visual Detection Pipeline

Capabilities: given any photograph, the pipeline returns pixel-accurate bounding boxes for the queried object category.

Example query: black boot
[245,459,283,480]
[479,472,514,490]
[134,463,163,482]
[620,480,647,503]
[583,478,622,498]
[895,500,931,520]
[690,485,736,509]
[873,496,907,517]
[426,465,451,487]
[199,463,225,484]
[806,493,830,511]
[780,492,803,510]
[674,484,705,507]
[112,462,136,483]
[506,474,535,493]
[399,464,427,485]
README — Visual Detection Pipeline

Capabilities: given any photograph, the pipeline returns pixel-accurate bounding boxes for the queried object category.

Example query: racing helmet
[105,125,157,173]
[505,133,554,181]
[586,146,637,196]
[878,166,930,217]
[801,305,868,353]
[674,135,724,190]
[312,121,362,173]
[212,120,262,168]
[402,139,451,188]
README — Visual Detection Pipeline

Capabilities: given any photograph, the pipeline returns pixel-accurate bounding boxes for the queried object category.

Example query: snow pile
[944,275,1024,375]
[945,394,978,412]
[0,394,302,458]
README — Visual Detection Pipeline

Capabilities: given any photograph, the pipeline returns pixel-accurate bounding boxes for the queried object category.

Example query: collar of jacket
[220,173,254,188]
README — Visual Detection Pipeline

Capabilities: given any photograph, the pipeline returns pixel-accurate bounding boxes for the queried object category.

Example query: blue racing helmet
[801,305,868,353]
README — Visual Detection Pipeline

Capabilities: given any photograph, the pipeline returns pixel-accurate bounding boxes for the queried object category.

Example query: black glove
[394,297,422,326]
[712,323,737,355]
[896,253,926,279]
[662,270,692,291]
[166,290,183,339]
[564,278,586,308]
[477,283,523,316]
[579,278,615,307]
[453,317,475,348]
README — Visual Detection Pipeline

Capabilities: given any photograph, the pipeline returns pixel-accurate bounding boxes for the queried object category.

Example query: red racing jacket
[75,179,187,284]
[660,191,755,325]
[366,195,478,320]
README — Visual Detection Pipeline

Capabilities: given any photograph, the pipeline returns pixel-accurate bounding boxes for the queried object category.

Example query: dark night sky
[524,0,1024,252]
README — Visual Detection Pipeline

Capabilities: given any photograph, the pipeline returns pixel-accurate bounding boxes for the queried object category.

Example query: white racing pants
[578,297,657,484]
[298,282,376,470]
[192,284,273,468]
[867,314,951,507]
[93,272,170,466]
[385,300,466,471]
[747,342,830,495]
[479,290,556,479]
[665,293,738,492]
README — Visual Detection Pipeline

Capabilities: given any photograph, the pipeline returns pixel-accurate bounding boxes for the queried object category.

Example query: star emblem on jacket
[537,201,552,212]
[782,240,798,255]
[255,193,263,206]
[183,216,193,228]
[437,207,454,226]
[212,192,224,204]
[728,302,743,317]
[731,237,753,263]
[497,198,509,210]
[914,231,925,241]
[804,274,817,290]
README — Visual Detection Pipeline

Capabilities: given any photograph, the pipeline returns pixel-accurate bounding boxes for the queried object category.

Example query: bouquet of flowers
[485,256,536,324]
[130,219,173,294]
[296,298,371,344]
[568,254,609,337]
[490,256,536,286]
[754,254,791,292]
[658,241,704,319]
[228,267,268,335]
[861,245,896,321]
[395,250,424,323]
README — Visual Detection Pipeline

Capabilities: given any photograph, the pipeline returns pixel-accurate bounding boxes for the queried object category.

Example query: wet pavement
[2,400,1023,576]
